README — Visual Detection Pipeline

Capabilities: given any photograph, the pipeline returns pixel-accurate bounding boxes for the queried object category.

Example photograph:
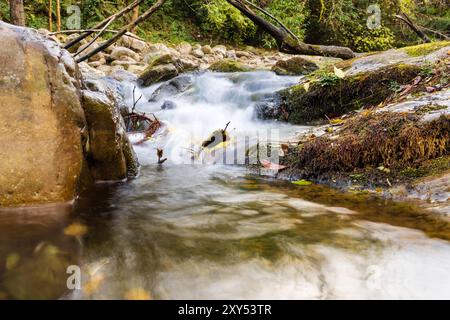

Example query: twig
[76,0,167,63]
[73,17,116,57]
[64,0,146,50]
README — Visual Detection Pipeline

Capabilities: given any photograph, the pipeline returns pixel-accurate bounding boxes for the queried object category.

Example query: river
[0,71,449,300]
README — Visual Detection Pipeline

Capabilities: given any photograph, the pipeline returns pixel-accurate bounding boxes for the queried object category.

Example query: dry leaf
[6,253,20,270]
[260,159,288,171]
[83,274,104,296]
[124,288,152,300]
[333,66,346,79]
[303,82,310,92]
[64,223,88,237]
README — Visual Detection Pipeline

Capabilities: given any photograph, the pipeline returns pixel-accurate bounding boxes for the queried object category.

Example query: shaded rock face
[272,56,319,76]
[0,22,87,207]
[82,77,139,181]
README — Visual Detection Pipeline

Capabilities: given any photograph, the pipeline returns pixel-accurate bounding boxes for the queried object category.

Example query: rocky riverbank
[1,21,449,214]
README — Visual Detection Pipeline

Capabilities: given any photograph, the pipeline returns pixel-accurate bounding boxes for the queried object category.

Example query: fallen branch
[226,0,355,59]
[394,13,431,43]
[50,29,146,41]
[76,0,167,63]
[73,17,116,57]
[64,0,145,50]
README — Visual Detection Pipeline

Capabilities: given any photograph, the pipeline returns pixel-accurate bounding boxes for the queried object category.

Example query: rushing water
[0,71,449,300]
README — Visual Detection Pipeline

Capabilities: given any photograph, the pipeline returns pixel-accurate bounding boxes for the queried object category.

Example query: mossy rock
[403,41,450,57]
[138,64,179,87]
[277,63,422,124]
[209,59,252,72]
[272,56,319,76]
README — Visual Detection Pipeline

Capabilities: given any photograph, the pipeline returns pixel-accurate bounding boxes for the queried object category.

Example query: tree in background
[9,0,26,26]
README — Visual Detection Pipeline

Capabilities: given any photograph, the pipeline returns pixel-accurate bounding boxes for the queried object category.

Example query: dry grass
[294,113,450,174]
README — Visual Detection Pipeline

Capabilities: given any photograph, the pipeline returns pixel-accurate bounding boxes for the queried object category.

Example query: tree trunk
[226,0,355,59]
[9,0,26,26]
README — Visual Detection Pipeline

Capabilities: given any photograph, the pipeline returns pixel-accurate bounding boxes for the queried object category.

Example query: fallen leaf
[334,66,346,79]
[64,223,88,237]
[124,288,152,300]
[292,179,313,186]
[83,274,104,296]
[303,82,310,92]
[6,253,20,270]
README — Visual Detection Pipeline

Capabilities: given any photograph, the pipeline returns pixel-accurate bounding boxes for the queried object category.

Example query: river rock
[118,33,148,53]
[177,42,192,55]
[82,77,138,180]
[110,46,140,62]
[0,22,87,207]
[139,53,198,87]
[202,45,213,55]
[149,75,193,102]
[212,45,227,56]
[161,100,177,110]
[192,47,205,58]
[272,56,319,76]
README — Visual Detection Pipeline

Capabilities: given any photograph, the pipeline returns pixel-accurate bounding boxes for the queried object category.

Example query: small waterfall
[122,71,305,165]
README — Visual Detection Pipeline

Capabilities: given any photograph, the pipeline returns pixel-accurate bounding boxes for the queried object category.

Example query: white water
[123,71,305,165]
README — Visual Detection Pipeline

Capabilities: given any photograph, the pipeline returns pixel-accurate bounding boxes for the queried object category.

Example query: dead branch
[76,0,167,63]
[73,17,116,57]
[50,29,146,41]
[226,0,355,59]
[64,0,146,50]
[394,12,431,43]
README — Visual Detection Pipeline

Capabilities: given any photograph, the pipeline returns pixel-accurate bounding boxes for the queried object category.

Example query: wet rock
[161,100,177,110]
[149,75,193,102]
[111,56,139,68]
[138,63,179,87]
[272,56,319,76]
[82,77,139,180]
[0,22,87,207]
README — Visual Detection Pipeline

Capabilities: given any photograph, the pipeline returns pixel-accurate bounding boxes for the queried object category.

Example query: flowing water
[1,71,449,300]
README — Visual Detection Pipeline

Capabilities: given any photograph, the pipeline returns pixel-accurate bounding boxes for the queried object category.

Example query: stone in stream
[149,75,193,102]
[271,56,319,76]
[161,100,177,110]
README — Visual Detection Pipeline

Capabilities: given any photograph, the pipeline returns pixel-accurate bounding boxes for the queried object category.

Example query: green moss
[403,41,450,57]
[208,59,252,72]
[278,63,422,124]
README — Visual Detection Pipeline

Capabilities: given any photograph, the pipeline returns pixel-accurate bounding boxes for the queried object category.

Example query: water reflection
[3,164,449,299]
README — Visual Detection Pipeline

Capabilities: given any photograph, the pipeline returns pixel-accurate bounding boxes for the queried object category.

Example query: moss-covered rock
[138,53,198,86]
[403,41,450,57]
[272,56,319,76]
[277,63,422,124]
[208,59,252,72]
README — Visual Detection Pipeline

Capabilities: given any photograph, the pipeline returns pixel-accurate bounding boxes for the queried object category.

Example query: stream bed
[0,71,449,300]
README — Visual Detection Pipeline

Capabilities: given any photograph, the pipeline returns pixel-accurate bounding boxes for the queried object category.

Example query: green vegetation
[1,0,449,51]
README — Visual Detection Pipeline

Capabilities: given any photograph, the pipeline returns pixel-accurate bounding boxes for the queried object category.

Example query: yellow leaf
[83,274,104,296]
[303,82,310,92]
[6,253,20,270]
[292,179,313,186]
[334,66,346,79]
[124,288,152,300]
[64,223,88,237]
